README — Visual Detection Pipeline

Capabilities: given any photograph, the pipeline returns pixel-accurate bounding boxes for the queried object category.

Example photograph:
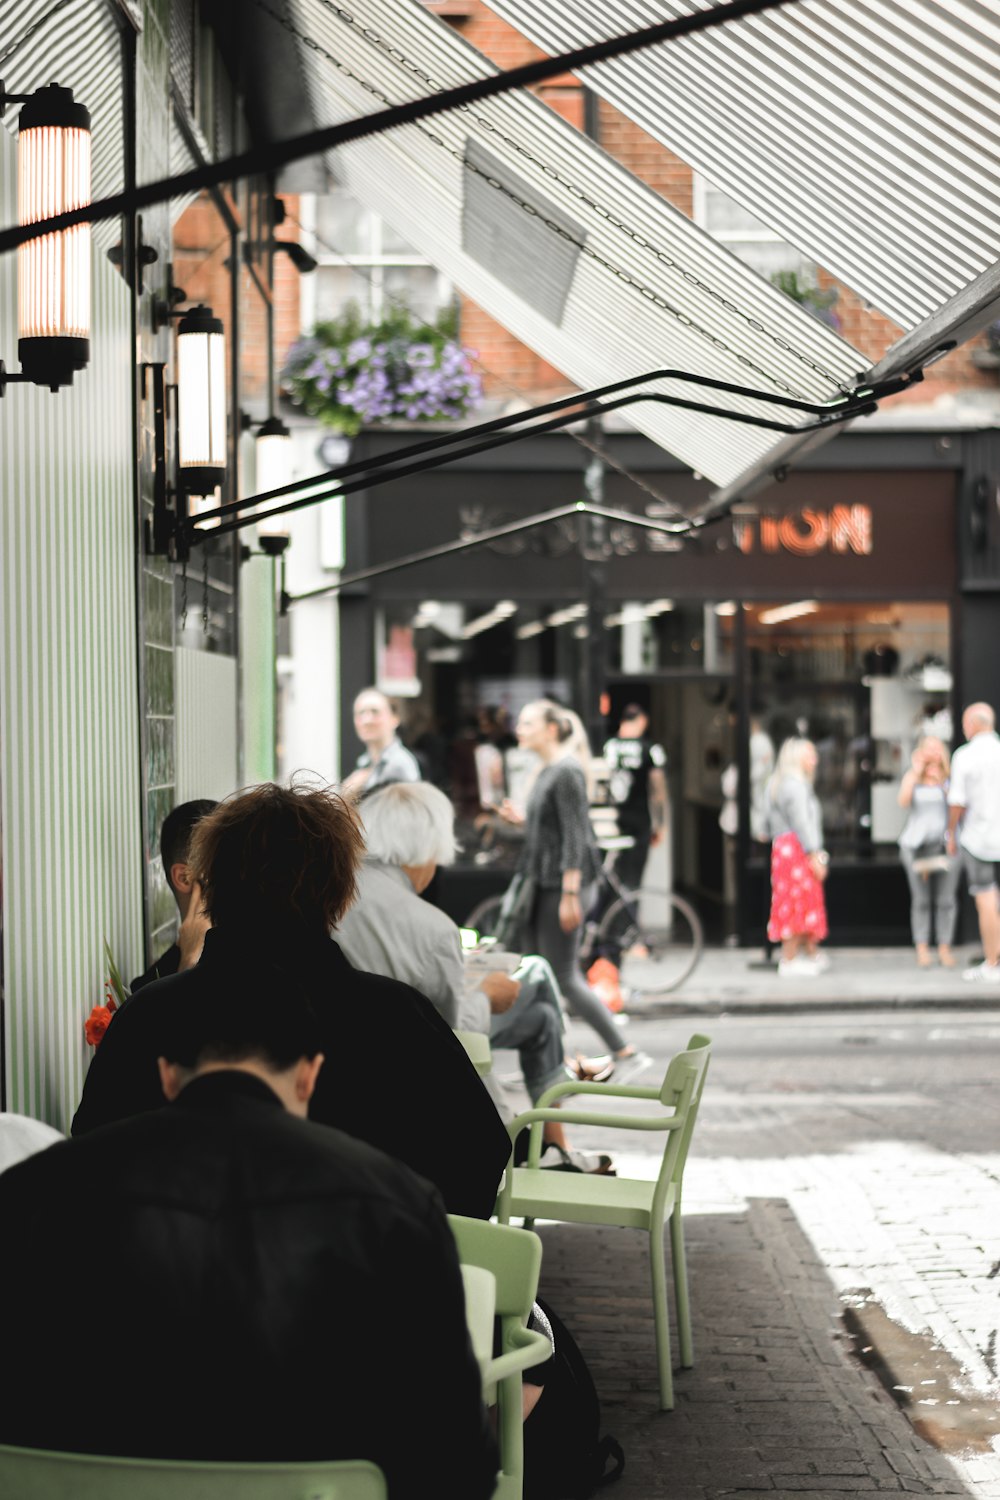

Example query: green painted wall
[0,118,144,1127]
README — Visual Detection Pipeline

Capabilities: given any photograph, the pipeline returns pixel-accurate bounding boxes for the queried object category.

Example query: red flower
[85,1005,114,1047]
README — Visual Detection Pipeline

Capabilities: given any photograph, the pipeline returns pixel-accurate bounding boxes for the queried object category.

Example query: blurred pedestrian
[897,736,959,967]
[500,701,650,1079]
[948,702,1000,983]
[767,737,829,978]
[342,688,421,802]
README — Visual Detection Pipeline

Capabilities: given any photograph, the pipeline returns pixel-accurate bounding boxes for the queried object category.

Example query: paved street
[498,1004,1000,1498]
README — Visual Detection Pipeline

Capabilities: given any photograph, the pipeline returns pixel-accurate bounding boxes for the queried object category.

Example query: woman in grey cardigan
[768,737,830,978]
[500,701,649,1077]
[897,736,959,968]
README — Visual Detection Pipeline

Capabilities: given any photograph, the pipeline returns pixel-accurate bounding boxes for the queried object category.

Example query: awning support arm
[182,368,919,549]
[285,500,701,606]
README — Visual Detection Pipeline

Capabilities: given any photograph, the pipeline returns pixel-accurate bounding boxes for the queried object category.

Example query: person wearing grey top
[342,688,421,803]
[767,737,830,979]
[897,736,959,968]
[501,701,651,1077]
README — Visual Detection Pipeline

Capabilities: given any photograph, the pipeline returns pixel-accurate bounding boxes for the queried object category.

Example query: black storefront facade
[335,422,1000,945]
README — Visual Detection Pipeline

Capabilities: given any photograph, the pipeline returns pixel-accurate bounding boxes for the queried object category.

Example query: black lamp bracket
[0,360,30,398]
[0,81,33,112]
[151,266,189,333]
[141,361,190,562]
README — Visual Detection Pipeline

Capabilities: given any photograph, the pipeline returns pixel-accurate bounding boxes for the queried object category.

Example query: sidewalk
[630,946,1000,1016]
[534,1205,997,1500]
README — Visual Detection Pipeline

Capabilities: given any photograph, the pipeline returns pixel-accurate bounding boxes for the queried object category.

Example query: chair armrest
[536,1079,662,1108]
[506,1103,682,1168]
[486,1324,552,1387]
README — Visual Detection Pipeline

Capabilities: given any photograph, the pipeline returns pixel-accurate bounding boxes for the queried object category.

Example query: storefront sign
[733,505,873,557]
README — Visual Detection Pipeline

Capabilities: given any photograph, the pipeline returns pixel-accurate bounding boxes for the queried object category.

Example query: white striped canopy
[274,0,870,489]
[485,0,1000,333]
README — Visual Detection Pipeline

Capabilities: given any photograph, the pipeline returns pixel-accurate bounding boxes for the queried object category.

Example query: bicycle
[464,837,704,997]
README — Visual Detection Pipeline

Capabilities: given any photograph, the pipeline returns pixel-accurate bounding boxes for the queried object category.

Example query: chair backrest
[0,1445,386,1499]
[448,1213,541,1323]
[652,1033,712,1204]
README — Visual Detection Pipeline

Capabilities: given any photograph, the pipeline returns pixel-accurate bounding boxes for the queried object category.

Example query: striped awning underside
[276,0,868,489]
[1,0,124,251]
[485,0,1000,333]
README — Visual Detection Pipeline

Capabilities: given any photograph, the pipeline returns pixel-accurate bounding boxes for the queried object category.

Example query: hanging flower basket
[282,302,483,436]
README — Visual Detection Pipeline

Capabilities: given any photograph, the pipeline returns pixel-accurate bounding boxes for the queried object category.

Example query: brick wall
[425,0,999,415]
[172,190,302,414]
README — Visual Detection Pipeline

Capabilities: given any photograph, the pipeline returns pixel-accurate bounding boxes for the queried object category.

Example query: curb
[629,993,1000,1018]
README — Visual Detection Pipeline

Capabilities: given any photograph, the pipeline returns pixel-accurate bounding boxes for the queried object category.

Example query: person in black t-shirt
[602,705,668,895]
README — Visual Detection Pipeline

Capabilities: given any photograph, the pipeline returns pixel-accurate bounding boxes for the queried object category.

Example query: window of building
[693,174,816,283]
[299,190,454,329]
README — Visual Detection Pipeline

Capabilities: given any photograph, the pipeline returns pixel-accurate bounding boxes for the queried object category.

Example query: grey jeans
[489,955,568,1104]
[526,885,624,1055]
[899,847,961,946]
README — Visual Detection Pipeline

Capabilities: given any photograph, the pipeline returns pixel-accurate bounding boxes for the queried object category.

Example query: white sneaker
[962,961,1000,983]
[812,951,830,973]
[778,956,821,978]
[613,1050,654,1085]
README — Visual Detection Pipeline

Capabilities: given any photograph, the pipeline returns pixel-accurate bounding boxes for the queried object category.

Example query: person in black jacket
[130,797,217,992]
[1,974,498,1498]
[73,782,510,1220]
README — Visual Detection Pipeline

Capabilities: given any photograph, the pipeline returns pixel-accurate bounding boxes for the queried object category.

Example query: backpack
[523,1298,625,1499]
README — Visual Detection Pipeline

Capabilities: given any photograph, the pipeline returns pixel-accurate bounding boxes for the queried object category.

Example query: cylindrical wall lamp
[177,304,227,496]
[254,415,292,554]
[0,80,91,395]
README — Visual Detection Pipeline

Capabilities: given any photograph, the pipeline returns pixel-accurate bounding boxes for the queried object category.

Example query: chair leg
[649,1225,675,1410]
[498,1370,524,1499]
[522,1217,535,1232]
[670,1208,694,1369]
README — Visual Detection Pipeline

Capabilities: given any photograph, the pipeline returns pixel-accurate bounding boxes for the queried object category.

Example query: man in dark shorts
[603,704,669,895]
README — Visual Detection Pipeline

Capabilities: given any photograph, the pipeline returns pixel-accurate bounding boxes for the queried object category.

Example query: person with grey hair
[948,701,1000,983]
[337,782,614,1172]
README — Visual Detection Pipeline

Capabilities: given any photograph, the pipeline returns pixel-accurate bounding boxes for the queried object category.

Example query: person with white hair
[767,736,829,978]
[948,701,1000,983]
[336,781,614,1173]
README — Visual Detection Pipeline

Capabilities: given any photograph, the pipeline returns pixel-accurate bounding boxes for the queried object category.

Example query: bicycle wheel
[597,888,703,995]
[463,894,505,940]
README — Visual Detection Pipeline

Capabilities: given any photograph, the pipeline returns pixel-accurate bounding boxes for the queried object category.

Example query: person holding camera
[897,735,959,968]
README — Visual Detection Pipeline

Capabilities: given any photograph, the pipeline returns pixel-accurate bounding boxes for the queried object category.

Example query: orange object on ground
[587,957,624,1013]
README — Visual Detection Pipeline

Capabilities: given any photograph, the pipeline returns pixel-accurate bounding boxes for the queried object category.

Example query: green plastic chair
[495,1033,712,1411]
[449,1214,552,1500]
[454,1028,493,1075]
[0,1445,385,1499]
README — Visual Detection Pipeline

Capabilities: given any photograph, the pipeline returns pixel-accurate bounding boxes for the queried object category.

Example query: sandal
[539,1144,616,1175]
[570,1052,616,1083]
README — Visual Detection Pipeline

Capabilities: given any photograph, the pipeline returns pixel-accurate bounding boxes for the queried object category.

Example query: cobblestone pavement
[499,1007,1000,1499]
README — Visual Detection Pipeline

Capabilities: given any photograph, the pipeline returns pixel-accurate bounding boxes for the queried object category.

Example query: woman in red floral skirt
[767,737,829,978]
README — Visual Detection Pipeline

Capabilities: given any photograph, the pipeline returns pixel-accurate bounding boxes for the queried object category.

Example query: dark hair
[620,704,647,724]
[188,783,364,935]
[161,963,323,1072]
[160,800,218,892]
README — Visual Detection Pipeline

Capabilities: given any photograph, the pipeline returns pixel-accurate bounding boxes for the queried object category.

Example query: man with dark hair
[0,973,498,1497]
[603,704,668,893]
[130,798,217,992]
[73,784,510,1221]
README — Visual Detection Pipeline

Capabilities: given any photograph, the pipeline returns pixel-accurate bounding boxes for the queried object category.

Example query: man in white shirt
[947,701,1000,982]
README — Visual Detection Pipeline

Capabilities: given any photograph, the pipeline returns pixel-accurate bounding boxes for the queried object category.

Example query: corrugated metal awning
[484,0,1000,334]
[269,0,872,490]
